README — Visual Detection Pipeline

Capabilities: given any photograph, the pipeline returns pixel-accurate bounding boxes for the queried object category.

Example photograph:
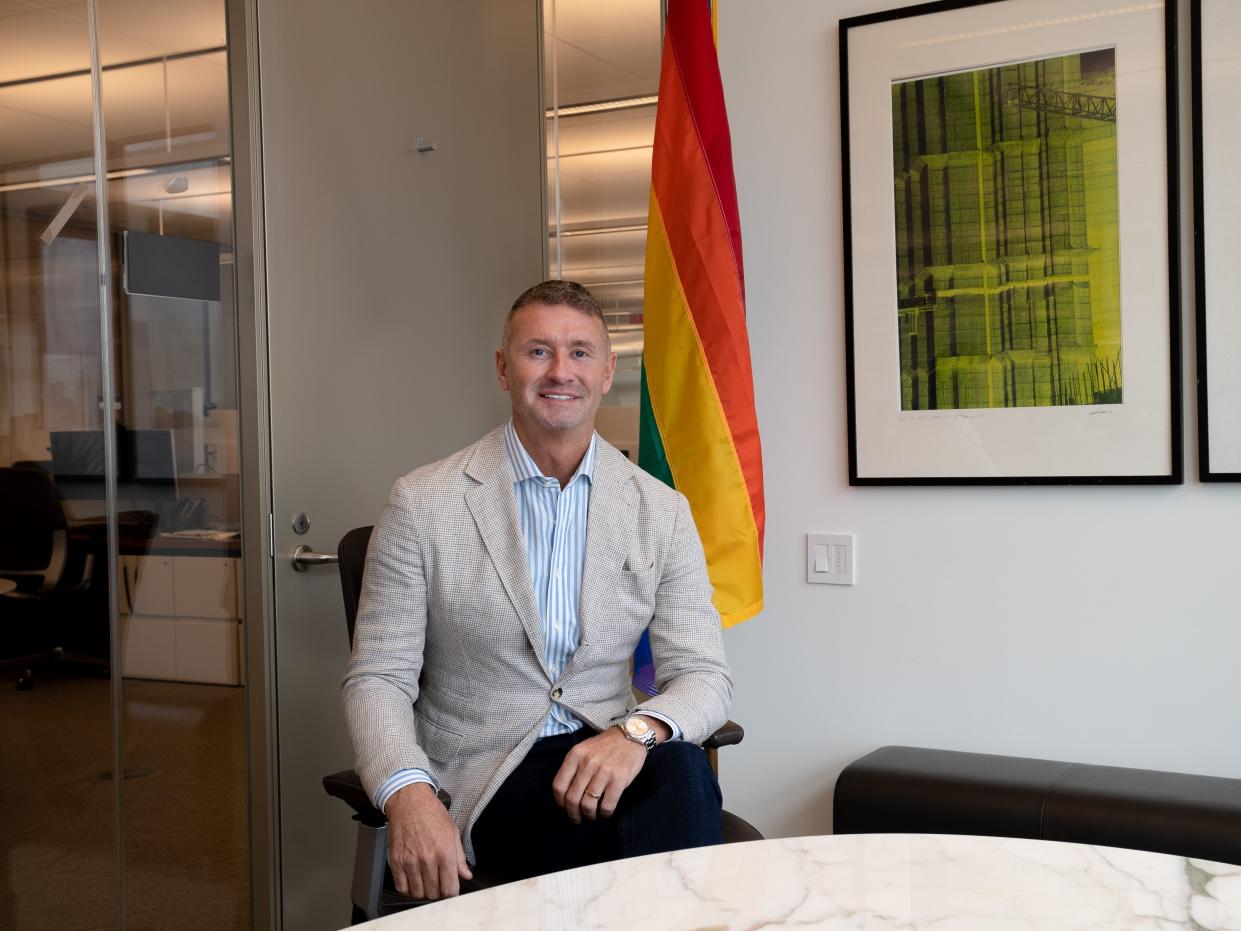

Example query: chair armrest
[323,769,452,828]
[703,720,744,750]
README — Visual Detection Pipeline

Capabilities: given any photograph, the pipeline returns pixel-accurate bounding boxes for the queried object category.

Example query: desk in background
[63,518,243,685]
[361,833,1241,930]
[120,532,243,686]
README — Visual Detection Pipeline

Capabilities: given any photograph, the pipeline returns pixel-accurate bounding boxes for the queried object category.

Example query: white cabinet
[120,554,243,686]
[124,556,173,616]
[120,614,177,680]
[174,618,243,684]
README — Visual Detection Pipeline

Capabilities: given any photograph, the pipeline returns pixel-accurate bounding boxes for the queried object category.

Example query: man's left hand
[551,718,671,823]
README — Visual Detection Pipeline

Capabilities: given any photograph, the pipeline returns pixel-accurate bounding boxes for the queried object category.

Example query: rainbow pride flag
[635,0,764,693]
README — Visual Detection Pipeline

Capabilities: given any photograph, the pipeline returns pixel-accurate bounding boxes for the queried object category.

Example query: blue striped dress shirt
[373,421,677,812]
[504,418,595,738]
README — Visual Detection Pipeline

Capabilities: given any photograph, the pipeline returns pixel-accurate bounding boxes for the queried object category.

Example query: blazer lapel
[571,440,639,674]
[464,430,550,680]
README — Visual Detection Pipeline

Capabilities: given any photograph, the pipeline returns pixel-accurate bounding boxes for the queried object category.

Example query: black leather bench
[833,746,1241,866]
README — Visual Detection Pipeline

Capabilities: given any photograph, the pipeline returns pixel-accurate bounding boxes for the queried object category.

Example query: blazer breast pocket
[623,556,655,573]
[618,557,659,609]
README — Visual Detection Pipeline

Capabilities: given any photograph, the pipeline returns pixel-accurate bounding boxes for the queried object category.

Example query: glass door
[543,0,662,458]
[0,4,115,927]
[0,1,251,927]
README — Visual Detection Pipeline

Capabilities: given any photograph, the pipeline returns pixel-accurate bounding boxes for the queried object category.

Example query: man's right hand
[385,782,473,900]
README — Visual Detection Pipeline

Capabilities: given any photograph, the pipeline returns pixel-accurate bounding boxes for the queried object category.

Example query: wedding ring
[586,791,602,799]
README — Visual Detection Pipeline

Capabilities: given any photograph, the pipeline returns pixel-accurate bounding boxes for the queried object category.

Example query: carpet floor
[0,669,250,930]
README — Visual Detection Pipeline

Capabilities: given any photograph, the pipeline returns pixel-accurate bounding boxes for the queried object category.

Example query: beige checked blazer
[342,426,733,862]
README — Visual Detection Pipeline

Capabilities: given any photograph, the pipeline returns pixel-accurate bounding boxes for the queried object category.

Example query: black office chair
[324,524,761,924]
[0,466,103,689]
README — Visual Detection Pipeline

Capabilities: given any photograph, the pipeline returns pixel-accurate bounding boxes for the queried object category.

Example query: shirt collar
[502,419,596,488]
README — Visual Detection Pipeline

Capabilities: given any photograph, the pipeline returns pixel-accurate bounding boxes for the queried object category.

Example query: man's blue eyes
[530,348,589,358]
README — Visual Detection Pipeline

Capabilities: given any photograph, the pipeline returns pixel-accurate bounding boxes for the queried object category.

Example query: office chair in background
[0,466,104,689]
[323,524,761,923]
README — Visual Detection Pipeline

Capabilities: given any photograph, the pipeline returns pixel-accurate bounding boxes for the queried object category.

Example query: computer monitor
[124,429,178,502]
[49,427,179,506]
[48,430,106,501]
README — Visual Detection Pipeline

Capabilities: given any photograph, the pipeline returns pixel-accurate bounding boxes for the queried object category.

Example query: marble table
[356,833,1241,930]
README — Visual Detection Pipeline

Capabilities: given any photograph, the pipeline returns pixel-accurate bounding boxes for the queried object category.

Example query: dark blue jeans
[470,727,724,881]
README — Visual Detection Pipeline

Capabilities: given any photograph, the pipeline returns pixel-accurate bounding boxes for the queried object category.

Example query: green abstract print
[891,49,1122,411]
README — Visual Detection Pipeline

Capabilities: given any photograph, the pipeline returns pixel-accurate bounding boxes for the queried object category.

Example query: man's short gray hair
[503,280,610,349]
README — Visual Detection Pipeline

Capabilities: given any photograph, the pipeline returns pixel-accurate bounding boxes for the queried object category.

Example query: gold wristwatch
[619,714,658,751]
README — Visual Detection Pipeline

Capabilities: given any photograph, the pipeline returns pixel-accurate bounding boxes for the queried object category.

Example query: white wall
[716,0,1241,841]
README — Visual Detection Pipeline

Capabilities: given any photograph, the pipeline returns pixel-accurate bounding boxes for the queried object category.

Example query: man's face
[496,303,616,439]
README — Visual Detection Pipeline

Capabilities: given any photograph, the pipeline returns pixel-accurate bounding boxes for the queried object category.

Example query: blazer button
[550,687,563,700]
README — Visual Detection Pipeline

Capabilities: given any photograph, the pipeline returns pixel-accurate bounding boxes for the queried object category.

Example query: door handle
[290,544,339,572]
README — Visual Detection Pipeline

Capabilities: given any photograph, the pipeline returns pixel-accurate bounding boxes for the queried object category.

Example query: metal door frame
[226,0,279,928]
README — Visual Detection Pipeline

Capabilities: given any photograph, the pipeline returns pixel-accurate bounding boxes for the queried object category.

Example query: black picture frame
[1192,0,1241,481]
[840,0,1182,485]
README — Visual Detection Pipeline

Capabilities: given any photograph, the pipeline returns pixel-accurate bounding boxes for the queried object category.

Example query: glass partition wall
[0,1,249,928]
[544,0,661,460]
[0,5,114,927]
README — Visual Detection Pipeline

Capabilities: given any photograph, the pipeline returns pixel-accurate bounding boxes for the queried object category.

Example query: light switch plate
[807,532,855,585]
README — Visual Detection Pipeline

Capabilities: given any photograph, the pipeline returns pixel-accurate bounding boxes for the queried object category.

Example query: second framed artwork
[840,0,1182,484]
[1193,0,1241,481]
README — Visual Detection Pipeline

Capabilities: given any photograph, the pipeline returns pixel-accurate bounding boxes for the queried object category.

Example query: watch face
[625,717,651,738]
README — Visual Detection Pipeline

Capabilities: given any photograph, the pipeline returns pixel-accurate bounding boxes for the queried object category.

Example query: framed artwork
[1193,0,1241,481]
[840,0,1182,485]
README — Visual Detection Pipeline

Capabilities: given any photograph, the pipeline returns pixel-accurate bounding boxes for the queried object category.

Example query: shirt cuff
[374,768,438,813]
[635,709,682,742]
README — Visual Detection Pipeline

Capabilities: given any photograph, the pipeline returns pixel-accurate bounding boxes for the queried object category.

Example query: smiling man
[343,280,733,900]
